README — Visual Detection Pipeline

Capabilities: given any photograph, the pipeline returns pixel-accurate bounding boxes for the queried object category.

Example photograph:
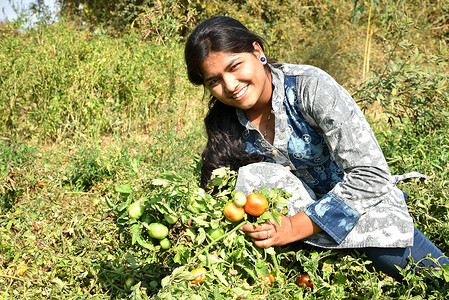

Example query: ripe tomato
[148,223,169,240]
[244,193,268,216]
[296,274,313,288]
[159,238,170,249]
[128,199,145,219]
[223,201,245,222]
[233,191,247,207]
[18,264,27,276]
[264,274,275,286]
[191,267,207,284]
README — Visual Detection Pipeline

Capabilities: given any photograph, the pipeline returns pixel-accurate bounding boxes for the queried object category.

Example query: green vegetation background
[1,0,448,298]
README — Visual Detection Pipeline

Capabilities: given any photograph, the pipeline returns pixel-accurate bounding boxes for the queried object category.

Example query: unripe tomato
[148,223,169,240]
[296,274,313,288]
[124,277,136,289]
[164,214,178,224]
[207,228,225,240]
[223,202,245,222]
[244,193,268,216]
[159,238,170,249]
[264,274,275,286]
[233,191,247,207]
[128,199,145,219]
[149,280,158,289]
[191,267,207,285]
[188,200,206,214]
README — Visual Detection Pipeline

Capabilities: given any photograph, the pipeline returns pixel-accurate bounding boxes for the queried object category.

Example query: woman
[184,16,448,280]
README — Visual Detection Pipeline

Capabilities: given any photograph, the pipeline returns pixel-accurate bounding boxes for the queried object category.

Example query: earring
[260,57,266,63]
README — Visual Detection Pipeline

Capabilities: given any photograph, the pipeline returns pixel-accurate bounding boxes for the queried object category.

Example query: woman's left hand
[240,215,294,248]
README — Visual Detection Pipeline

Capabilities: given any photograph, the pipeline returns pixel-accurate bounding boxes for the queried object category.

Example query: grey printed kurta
[234,63,425,249]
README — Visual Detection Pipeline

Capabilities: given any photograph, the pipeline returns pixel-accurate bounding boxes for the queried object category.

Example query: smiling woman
[184,15,449,283]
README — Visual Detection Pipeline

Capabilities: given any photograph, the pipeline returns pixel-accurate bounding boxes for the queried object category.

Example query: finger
[246,231,267,240]
[253,238,272,248]
[240,223,272,233]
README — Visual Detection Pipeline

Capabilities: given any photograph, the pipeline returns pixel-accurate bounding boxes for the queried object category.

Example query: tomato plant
[191,267,207,285]
[128,199,145,219]
[244,193,268,216]
[233,191,247,207]
[296,274,313,288]
[148,223,169,240]
[223,201,245,222]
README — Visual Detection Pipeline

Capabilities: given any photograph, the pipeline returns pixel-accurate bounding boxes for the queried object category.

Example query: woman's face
[200,42,272,112]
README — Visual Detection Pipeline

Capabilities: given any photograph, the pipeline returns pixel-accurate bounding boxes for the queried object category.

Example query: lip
[232,85,249,101]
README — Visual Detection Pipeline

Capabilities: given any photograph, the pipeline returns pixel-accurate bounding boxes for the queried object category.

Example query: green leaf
[271,209,282,226]
[151,178,170,187]
[115,183,133,194]
[196,227,206,245]
[212,268,229,286]
[130,223,141,246]
[275,197,291,207]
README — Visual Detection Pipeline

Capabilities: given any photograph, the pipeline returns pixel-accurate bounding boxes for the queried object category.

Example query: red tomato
[296,274,313,288]
[264,274,275,286]
[244,193,268,216]
[223,202,245,222]
[191,267,207,284]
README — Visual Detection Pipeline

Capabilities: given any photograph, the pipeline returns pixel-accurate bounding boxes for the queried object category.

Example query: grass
[1,0,449,298]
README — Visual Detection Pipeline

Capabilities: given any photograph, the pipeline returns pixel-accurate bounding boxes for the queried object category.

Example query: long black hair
[184,16,266,189]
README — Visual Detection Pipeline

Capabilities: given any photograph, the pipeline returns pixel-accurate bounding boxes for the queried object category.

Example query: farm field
[1,0,448,298]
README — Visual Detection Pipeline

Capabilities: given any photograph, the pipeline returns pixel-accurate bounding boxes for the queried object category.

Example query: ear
[252,41,265,61]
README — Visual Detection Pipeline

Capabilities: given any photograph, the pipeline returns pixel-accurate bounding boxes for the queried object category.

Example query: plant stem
[188,220,250,264]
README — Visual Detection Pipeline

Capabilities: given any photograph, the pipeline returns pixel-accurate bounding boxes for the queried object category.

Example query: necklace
[262,112,272,140]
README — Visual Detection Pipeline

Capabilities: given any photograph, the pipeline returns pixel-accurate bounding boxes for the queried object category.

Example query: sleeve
[298,70,394,244]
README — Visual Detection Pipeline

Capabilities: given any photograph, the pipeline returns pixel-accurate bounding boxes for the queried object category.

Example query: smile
[232,85,248,99]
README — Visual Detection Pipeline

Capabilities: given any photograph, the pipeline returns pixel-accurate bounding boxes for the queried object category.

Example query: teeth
[233,86,247,99]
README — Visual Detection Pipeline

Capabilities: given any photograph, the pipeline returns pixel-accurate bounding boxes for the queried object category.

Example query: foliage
[355,24,449,134]
[0,20,200,142]
[0,140,37,211]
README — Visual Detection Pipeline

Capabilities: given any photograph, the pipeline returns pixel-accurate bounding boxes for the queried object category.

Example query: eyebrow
[204,57,240,83]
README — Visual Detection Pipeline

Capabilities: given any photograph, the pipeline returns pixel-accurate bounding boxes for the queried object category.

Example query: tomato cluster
[127,199,178,250]
[223,192,268,222]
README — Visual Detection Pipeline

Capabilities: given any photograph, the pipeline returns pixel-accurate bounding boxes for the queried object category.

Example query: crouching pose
[184,16,448,280]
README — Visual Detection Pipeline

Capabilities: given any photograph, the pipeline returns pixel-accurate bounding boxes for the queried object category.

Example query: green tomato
[124,277,136,289]
[128,199,145,219]
[233,191,247,207]
[207,228,225,240]
[148,223,169,240]
[149,280,158,289]
[188,201,206,214]
[159,238,170,249]
[164,214,178,224]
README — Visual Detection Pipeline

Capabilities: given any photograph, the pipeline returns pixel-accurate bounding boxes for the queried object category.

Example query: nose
[222,73,237,92]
